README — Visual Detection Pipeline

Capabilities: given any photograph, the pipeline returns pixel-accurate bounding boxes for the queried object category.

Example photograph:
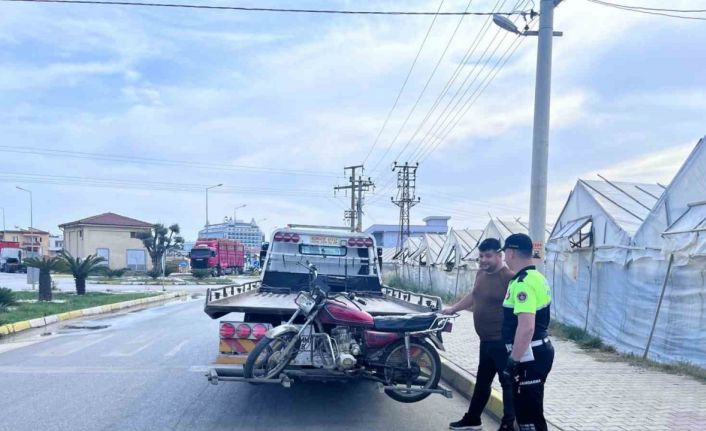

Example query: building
[0,229,50,255]
[364,216,450,248]
[48,234,64,257]
[198,218,265,254]
[59,212,153,271]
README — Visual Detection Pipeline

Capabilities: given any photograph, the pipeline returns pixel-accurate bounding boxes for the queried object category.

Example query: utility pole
[493,1,561,271]
[334,165,374,232]
[391,162,420,263]
[528,0,558,270]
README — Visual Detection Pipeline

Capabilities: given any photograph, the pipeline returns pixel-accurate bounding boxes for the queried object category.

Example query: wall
[383,263,478,301]
[63,225,151,270]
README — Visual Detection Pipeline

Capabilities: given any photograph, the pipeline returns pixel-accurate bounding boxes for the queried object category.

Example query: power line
[367,0,520,188]
[586,0,706,13]
[389,0,516,168]
[0,146,340,178]
[585,0,706,20]
[409,1,531,162]
[1,0,530,16]
[0,171,332,196]
[417,33,527,162]
[361,0,446,166]
[365,0,476,172]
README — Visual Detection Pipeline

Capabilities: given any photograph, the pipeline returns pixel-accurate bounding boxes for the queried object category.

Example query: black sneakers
[496,420,515,431]
[449,414,482,430]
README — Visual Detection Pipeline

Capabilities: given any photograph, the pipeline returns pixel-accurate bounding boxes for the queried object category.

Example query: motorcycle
[244,264,458,403]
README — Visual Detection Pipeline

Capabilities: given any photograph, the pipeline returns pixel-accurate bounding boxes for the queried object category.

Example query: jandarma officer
[500,233,554,431]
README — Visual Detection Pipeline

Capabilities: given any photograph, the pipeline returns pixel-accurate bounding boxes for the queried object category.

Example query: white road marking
[34,334,114,357]
[0,340,47,355]
[102,332,161,357]
[165,340,189,357]
[0,366,187,374]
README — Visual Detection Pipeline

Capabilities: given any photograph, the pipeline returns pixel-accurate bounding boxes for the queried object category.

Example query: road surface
[0,296,498,431]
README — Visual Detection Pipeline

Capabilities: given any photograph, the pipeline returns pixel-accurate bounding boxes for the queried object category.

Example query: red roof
[59,212,152,229]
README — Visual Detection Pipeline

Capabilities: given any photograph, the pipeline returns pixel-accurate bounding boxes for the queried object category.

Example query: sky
[0,0,704,241]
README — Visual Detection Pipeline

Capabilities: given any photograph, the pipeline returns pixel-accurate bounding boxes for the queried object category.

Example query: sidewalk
[442,311,706,431]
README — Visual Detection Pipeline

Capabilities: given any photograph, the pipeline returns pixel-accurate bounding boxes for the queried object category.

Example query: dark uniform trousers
[513,342,555,431]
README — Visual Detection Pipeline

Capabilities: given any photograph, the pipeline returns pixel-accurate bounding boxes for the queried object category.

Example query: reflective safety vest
[502,265,552,344]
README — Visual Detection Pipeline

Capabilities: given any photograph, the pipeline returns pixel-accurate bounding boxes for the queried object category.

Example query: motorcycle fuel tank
[319,301,374,327]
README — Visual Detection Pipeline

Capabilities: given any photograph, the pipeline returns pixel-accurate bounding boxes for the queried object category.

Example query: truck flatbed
[204,281,442,319]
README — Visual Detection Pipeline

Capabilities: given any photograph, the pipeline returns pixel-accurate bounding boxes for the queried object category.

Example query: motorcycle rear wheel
[380,338,441,403]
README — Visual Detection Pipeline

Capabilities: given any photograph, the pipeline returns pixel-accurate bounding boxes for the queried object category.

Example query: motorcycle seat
[373,313,439,332]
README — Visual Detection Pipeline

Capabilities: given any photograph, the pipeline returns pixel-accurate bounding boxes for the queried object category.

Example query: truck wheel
[380,338,441,403]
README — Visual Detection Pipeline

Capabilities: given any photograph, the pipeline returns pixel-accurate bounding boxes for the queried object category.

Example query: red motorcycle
[244,264,457,403]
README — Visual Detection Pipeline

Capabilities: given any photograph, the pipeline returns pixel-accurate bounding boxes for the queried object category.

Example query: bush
[192,269,210,279]
[0,287,17,307]
[146,268,162,279]
[107,268,127,278]
[164,263,179,277]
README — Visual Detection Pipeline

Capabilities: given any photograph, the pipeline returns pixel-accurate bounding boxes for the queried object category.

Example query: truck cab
[261,226,381,293]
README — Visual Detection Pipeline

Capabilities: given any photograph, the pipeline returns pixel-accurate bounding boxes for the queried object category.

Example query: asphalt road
[0,297,498,431]
[0,272,258,294]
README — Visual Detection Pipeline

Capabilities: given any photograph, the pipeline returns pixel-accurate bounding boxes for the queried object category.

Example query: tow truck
[203,225,444,381]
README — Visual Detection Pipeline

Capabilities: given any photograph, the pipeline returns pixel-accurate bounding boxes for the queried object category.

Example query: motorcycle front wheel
[244,333,299,381]
[380,338,441,403]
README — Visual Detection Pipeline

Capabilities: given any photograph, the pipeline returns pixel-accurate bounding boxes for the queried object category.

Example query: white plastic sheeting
[436,228,482,267]
[408,233,446,265]
[662,202,706,265]
[547,136,706,367]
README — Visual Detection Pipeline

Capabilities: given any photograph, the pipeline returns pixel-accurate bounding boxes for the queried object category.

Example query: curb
[0,291,187,337]
[440,355,563,431]
[440,355,504,421]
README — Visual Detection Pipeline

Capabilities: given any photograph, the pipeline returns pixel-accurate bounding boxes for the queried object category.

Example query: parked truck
[190,238,245,276]
[0,241,24,273]
[202,225,452,402]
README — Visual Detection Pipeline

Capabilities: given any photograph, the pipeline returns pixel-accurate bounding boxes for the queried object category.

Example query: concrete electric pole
[494,1,562,270]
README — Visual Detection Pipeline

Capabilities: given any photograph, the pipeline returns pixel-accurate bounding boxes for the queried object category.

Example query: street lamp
[233,204,247,223]
[0,207,5,240]
[205,183,223,228]
[493,1,562,270]
[16,186,34,253]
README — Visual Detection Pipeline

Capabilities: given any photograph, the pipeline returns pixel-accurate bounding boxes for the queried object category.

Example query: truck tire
[380,338,441,403]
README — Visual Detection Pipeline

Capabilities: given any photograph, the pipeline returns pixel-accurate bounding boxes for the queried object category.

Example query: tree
[24,256,62,301]
[58,250,106,295]
[137,223,184,275]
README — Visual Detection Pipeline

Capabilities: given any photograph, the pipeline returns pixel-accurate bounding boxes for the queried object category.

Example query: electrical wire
[389,0,517,168]
[0,146,341,178]
[417,33,527,162]
[409,2,531,162]
[0,0,530,16]
[585,0,706,20]
[0,172,332,196]
[365,0,477,172]
[367,0,522,186]
[361,0,446,166]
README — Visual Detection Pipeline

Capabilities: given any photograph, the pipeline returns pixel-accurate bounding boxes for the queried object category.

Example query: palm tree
[24,256,62,301]
[137,223,184,275]
[58,251,106,295]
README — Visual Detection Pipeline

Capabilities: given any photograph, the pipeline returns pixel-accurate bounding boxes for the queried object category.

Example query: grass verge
[550,320,706,383]
[0,291,161,325]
